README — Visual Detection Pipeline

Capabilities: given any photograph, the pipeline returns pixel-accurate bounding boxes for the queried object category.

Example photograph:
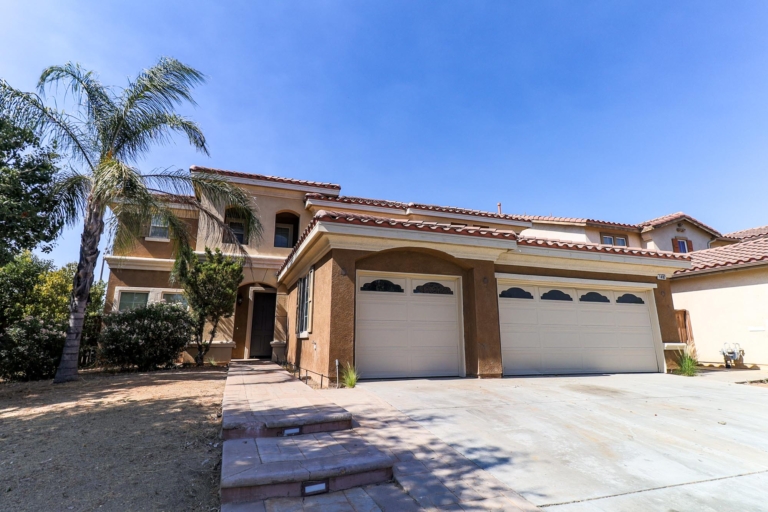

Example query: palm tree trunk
[54,199,104,383]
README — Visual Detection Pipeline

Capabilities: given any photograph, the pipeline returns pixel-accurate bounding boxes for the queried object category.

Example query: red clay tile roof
[674,237,768,275]
[516,214,639,230]
[304,193,407,211]
[515,236,690,261]
[278,210,518,275]
[190,165,341,190]
[637,212,722,237]
[723,225,768,241]
[278,210,690,276]
[305,193,531,222]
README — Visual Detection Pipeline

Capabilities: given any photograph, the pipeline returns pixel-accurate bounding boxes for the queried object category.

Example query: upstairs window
[674,239,692,253]
[274,224,294,248]
[274,212,300,248]
[148,215,169,239]
[602,234,627,246]
[223,208,248,245]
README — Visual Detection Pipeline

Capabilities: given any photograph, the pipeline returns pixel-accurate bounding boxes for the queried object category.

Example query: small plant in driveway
[675,345,699,376]
[341,363,359,388]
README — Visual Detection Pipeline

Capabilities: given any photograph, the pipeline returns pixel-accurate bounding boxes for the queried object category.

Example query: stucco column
[463,260,503,378]
[327,249,366,379]
[654,279,682,343]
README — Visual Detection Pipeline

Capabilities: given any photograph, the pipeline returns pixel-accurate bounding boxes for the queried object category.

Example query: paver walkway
[222,361,352,439]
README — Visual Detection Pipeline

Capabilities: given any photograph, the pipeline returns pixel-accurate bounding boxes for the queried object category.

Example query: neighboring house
[105,165,696,378]
[671,232,768,367]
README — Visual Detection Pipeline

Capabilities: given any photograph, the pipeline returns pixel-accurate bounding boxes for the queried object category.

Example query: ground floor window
[118,291,149,311]
[296,268,314,336]
[162,292,188,307]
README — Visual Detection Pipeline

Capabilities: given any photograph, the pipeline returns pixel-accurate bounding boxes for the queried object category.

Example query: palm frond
[50,168,91,228]
[143,168,263,249]
[113,112,207,162]
[37,63,116,132]
[0,80,97,170]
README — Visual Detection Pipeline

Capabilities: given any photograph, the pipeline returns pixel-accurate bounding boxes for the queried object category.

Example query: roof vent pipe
[497,202,502,215]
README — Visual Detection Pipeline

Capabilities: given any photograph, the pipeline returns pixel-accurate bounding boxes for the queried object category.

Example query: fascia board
[405,208,531,228]
[320,222,518,251]
[495,272,658,290]
[105,256,175,271]
[514,244,690,270]
[670,260,768,279]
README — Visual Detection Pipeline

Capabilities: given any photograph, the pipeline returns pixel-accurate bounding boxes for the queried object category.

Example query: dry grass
[0,367,227,511]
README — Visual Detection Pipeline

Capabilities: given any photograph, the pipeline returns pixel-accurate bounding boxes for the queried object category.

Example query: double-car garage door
[497,278,660,375]
[354,271,661,379]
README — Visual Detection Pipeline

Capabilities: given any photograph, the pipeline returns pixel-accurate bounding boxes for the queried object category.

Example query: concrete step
[221,431,394,504]
[222,361,353,440]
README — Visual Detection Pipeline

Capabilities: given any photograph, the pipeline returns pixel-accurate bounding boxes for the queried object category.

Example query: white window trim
[274,223,295,248]
[602,235,614,245]
[145,236,171,243]
[296,268,314,339]
[113,286,185,312]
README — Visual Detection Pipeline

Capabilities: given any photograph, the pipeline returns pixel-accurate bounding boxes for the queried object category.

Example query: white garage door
[498,280,660,375]
[356,273,463,379]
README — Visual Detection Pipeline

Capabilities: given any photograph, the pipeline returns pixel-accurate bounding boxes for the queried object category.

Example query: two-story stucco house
[106,165,703,381]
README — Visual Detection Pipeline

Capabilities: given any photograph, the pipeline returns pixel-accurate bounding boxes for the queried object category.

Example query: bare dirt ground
[0,368,227,512]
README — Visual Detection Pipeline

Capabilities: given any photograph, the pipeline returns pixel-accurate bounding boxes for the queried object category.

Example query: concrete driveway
[356,371,768,511]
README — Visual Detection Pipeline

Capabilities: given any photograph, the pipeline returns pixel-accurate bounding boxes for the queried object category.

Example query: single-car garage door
[356,272,463,379]
[498,277,661,375]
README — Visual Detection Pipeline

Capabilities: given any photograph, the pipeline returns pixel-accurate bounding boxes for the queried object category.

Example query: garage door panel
[357,301,408,321]
[500,327,540,349]
[498,306,539,325]
[499,281,659,375]
[538,308,579,325]
[356,326,410,348]
[578,309,616,327]
[540,327,580,348]
[542,350,584,372]
[501,350,543,374]
[408,302,457,322]
[412,348,460,376]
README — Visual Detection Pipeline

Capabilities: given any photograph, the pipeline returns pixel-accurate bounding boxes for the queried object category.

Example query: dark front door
[250,292,277,358]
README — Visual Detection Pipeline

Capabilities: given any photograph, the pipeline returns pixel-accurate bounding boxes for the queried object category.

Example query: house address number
[657,274,667,280]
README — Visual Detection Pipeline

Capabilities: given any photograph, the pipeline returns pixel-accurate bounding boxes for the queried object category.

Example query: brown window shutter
[672,239,679,252]
[686,240,693,252]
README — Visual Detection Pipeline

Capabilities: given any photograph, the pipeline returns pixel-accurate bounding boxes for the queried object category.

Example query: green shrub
[99,303,194,371]
[0,317,66,381]
[341,363,360,388]
[675,346,699,377]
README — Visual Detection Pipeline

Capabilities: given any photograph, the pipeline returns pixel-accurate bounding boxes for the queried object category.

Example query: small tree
[0,117,62,265]
[173,246,243,365]
[0,252,52,331]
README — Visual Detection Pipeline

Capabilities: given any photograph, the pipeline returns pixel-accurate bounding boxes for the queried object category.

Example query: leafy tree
[0,117,61,265]
[0,317,66,381]
[0,252,52,331]
[0,58,261,382]
[25,262,106,323]
[173,246,243,365]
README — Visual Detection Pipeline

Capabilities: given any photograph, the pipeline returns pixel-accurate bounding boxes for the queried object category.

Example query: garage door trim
[355,270,466,378]
[496,273,666,373]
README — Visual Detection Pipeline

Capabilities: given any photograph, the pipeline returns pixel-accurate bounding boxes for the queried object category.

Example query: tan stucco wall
[113,216,199,259]
[672,266,768,366]
[196,184,311,258]
[584,227,644,247]
[642,221,714,252]
[494,265,680,343]
[285,252,334,381]
[105,269,173,311]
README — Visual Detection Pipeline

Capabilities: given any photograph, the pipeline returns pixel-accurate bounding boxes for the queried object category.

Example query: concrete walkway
[350,373,768,511]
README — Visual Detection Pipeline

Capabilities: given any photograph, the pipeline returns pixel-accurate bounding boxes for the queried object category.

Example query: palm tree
[0,58,261,383]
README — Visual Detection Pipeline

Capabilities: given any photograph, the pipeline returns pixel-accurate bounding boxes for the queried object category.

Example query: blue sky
[4,1,768,269]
